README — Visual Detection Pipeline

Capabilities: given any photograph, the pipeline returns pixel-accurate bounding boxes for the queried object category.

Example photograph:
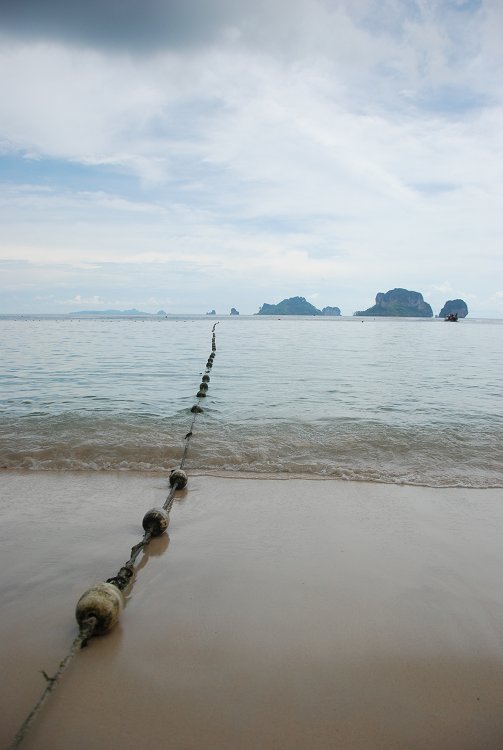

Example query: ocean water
[1,315,502,488]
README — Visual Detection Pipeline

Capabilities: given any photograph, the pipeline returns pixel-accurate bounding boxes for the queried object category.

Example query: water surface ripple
[1,316,502,487]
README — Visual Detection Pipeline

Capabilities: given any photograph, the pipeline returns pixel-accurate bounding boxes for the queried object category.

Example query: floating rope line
[7,618,96,750]
[8,325,219,749]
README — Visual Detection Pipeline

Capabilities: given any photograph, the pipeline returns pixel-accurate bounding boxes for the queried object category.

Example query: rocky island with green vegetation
[256,296,341,316]
[438,299,468,318]
[354,288,433,317]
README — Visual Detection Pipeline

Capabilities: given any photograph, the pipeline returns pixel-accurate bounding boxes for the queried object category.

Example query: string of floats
[8,323,219,750]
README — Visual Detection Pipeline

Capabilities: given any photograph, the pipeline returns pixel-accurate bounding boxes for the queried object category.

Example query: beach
[2,471,503,749]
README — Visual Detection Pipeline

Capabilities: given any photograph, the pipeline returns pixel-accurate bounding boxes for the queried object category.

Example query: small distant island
[321,306,341,316]
[256,297,341,316]
[68,308,156,317]
[438,299,468,318]
[63,292,469,319]
[354,289,433,317]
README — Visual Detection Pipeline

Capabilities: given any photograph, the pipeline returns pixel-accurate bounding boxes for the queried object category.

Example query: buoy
[169,468,188,489]
[7,324,219,750]
[196,390,206,398]
[142,508,170,536]
[75,582,124,635]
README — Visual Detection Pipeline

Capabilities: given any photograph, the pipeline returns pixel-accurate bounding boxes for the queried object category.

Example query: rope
[8,326,218,747]
[7,617,97,750]
[180,412,198,471]
[108,325,217,582]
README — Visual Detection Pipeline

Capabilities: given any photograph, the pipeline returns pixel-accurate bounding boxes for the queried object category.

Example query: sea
[1,315,502,488]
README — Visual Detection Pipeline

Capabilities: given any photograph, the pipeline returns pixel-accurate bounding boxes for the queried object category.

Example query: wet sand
[2,471,503,749]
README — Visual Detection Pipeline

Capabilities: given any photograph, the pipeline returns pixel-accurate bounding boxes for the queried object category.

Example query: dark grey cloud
[0,0,487,72]
[0,0,239,51]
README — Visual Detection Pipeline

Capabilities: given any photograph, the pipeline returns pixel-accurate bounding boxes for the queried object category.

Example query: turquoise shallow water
[1,315,502,487]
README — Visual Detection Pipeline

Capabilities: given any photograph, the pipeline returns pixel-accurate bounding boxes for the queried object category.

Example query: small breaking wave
[1,412,502,489]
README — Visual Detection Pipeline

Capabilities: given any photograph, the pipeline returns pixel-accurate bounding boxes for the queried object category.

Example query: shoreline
[3,467,501,490]
[2,470,503,749]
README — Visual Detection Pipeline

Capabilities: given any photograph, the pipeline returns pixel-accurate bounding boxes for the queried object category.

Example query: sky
[0,0,502,316]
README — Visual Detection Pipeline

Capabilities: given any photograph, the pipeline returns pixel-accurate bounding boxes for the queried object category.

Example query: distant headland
[354,289,469,318]
[256,297,341,316]
[66,307,242,317]
[68,308,159,317]
[65,291,469,318]
[254,290,468,318]
[354,288,433,317]
[438,299,468,318]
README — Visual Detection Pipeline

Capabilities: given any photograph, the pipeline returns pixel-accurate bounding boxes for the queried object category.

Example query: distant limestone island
[355,289,433,317]
[354,289,469,318]
[256,297,341,316]
[207,308,239,315]
[67,292,468,319]
[438,299,468,318]
[256,290,468,318]
[69,307,241,317]
[68,308,165,317]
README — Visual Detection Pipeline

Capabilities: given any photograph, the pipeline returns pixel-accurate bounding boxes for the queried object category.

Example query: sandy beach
[2,471,503,749]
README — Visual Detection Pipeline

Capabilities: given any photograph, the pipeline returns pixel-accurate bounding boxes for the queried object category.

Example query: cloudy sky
[0,0,502,316]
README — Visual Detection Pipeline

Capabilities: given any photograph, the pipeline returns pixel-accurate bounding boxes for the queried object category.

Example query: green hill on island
[257,297,341,316]
[354,289,433,317]
[438,299,468,318]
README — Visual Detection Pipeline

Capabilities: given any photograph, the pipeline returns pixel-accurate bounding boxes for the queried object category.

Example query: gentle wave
[2,316,502,489]
[1,413,502,488]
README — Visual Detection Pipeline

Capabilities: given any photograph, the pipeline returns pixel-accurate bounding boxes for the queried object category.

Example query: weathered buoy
[199,382,208,391]
[169,468,188,489]
[196,390,206,398]
[191,404,203,413]
[75,582,124,635]
[142,507,170,536]
[202,375,210,383]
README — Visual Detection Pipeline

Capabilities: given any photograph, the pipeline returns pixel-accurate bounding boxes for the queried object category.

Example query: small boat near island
[445,313,458,322]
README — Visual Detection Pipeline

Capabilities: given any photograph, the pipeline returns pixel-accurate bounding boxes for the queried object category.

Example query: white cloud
[59,294,105,306]
[431,281,454,294]
[0,1,502,315]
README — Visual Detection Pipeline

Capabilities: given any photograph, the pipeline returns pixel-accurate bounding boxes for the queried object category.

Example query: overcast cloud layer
[1,0,502,315]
